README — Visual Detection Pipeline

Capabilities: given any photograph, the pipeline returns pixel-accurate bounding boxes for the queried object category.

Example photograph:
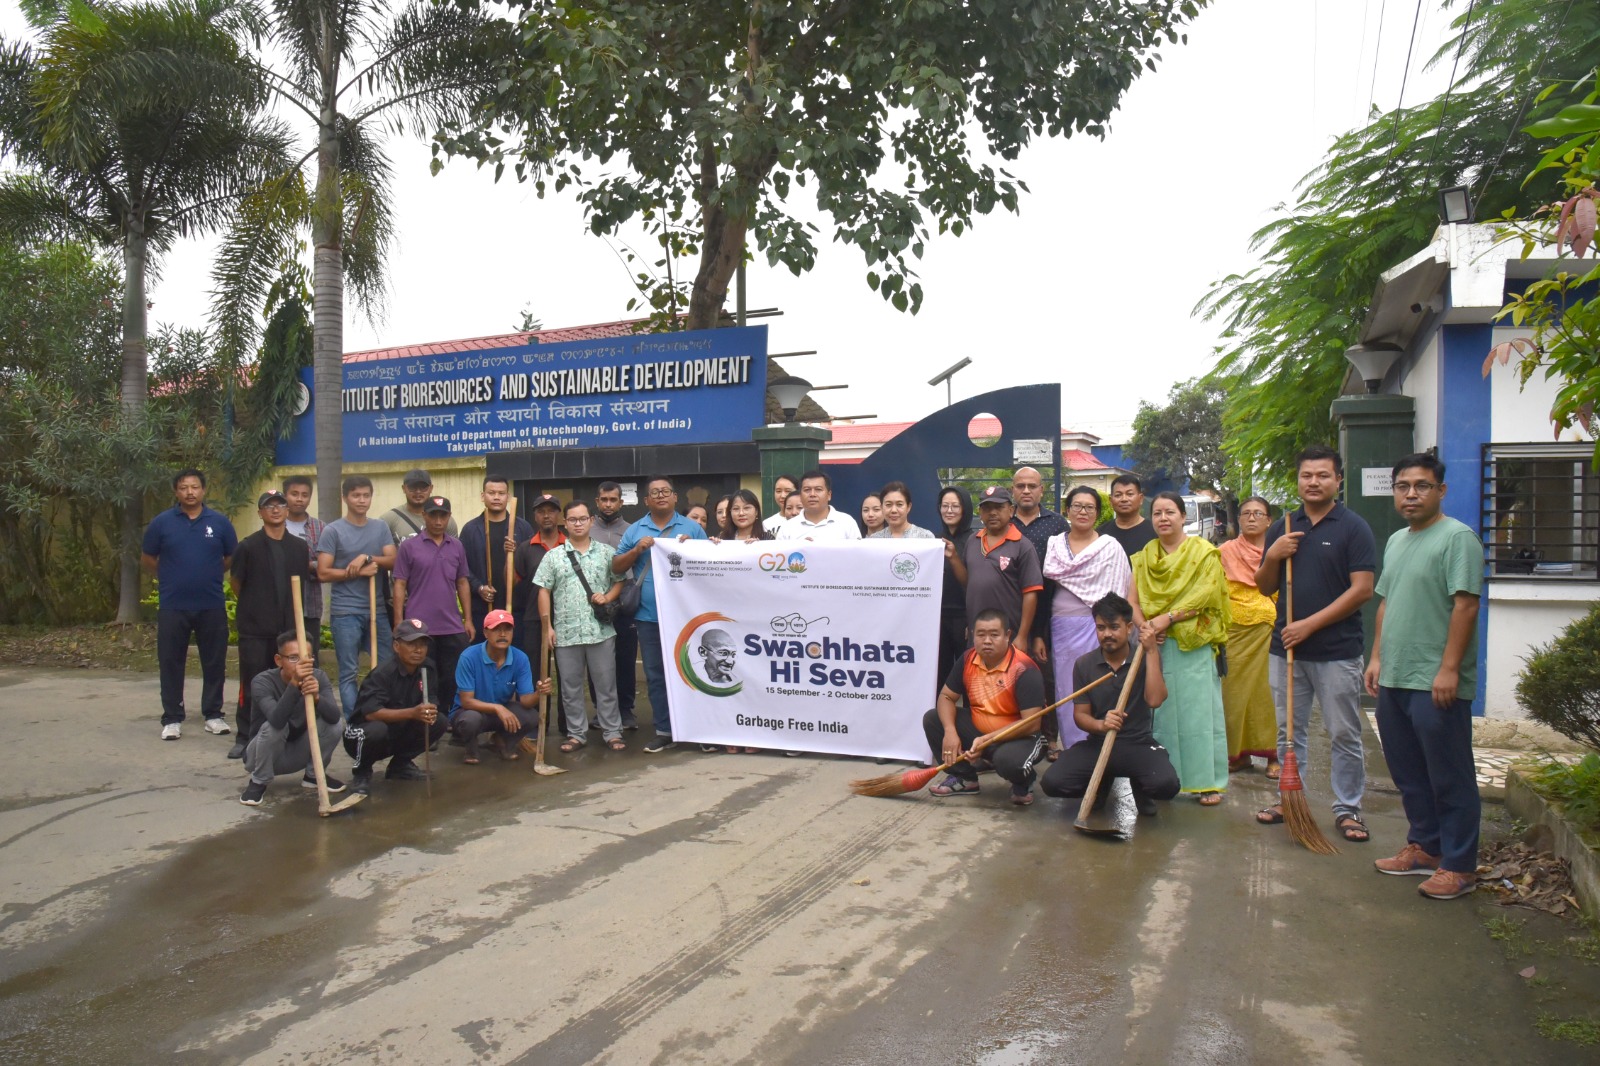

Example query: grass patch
[1536,1013,1600,1045]
[1486,915,1533,958]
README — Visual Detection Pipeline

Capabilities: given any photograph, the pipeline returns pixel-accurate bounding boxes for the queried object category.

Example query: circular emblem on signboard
[292,382,311,417]
[889,552,920,583]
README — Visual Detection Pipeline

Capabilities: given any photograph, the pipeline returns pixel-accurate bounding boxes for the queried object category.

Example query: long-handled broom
[849,669,1117,797]
[1281,557,1338,855]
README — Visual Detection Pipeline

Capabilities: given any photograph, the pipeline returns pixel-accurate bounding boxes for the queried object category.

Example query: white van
[1182,495,1221,544]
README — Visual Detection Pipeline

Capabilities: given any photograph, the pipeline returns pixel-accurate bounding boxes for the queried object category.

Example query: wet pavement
[1,667,1594,1065]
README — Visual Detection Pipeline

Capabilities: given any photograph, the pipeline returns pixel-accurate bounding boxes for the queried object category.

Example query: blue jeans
[331,612,393,717]
[1376,687,1481,872]
[635,620,672,737]
[1269,653,1366,818]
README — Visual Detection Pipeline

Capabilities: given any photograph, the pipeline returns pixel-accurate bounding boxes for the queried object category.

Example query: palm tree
[0,0,292,622]
[212,0,496,522]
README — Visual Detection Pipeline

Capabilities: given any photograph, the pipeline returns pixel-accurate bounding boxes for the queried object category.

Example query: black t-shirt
[1014,510,1070,640]
[1097,518,1156,558]
[352,657,437,725]
[1262,502,1377,661]
[1070,647,1155,747]
[230,530,310,638]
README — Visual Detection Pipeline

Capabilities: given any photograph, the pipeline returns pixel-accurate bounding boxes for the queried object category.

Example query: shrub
[1527,754,1600,836]
[1517,604,1600,751]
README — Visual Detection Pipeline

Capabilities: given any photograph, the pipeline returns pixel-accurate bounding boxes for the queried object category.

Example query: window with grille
[1481,442,1600,579]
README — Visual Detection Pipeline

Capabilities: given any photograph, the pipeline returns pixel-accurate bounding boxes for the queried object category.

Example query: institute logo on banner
[889,552,920,583]
[758,550,807,575]
[674,612,743,696]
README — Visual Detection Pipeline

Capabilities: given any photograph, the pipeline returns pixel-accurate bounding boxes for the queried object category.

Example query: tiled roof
[1063,449,1110,472]
[343,318,642,363]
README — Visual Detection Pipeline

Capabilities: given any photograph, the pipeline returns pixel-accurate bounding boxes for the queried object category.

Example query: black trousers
[157,608,228,725]
[611,613,638,718]
[235,634,279,739]
[342,716,447,770]
[428,632,470,719]
[1039,738,1181,801]
[936,611,966,699]
[921,707,1046,786]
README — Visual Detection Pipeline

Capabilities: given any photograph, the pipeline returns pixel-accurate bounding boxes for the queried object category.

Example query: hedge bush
[1517,604,1600,751]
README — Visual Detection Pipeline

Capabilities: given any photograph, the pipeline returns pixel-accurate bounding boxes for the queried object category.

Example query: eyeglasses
[566,515,591,523]
[647,488,675,498]
[1239,509,1269,519]
[1392,481,1439,495]
[1067,504,1098,514]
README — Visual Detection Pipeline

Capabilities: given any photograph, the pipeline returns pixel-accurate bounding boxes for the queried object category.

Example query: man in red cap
[450,609,546,764]
[958,485,1042,655]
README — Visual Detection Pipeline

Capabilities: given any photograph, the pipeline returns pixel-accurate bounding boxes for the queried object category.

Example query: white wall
[1406,329,1441,453]
[1484,582,1597,719]
[1489,325,1596,445]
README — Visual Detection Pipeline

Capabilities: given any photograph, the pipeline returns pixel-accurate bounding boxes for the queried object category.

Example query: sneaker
[1374,843,1440,877]
[239,780,268,806]
[1009,783,1034,806]
[699,743,721,753]
[782,750,801,758]
[1418,869,1478,900]
[621,715,639,731]
[929,774,980,797]
[1132,788,1158,817]
[302,772,347,793]
[386,760,429,781]
[226,742,246,760]
[643,735,677,754]
[203,718,231,736]
[350,767,373,795]
[161,722,181,741]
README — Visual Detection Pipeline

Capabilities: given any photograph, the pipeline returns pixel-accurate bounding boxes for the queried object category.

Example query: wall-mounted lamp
[1439,185,1472,225]
[1344,342,1405,394]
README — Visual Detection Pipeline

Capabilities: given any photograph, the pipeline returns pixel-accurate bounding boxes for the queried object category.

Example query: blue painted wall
[1436,320,1492,715]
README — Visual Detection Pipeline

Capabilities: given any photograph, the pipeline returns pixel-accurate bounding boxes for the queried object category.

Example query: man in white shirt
[777,469,862,542]
[761,474,799,534]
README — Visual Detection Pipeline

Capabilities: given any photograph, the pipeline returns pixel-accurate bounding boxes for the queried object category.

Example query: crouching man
[1040,593,1179,815]
[240,631,345,806]
[344,619,444,794]
[452,609,548,763]
[922,608,1048,806]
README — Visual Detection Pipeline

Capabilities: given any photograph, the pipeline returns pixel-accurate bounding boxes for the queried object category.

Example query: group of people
[144,449,1485,899]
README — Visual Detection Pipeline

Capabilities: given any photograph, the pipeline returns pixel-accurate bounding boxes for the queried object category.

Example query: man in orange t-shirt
[922,608,1048,805]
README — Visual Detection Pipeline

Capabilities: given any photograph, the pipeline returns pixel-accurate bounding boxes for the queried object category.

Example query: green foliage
[1535,1012,1600,1046]
[1527,754,1600,835]
[1516,602,1600,750]
[439,0,1206,328]
[1125,377,1231,497]
[1200,0,1600,493]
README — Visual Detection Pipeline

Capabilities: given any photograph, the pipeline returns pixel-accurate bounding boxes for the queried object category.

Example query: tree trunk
[311,95,344,524]
[686,211,746,331]
[114,218,149,624]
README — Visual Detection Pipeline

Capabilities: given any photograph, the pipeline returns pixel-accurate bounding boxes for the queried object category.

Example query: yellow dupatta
[1133,535,1232,651]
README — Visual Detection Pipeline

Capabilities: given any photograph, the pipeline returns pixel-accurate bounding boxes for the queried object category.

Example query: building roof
[825,417,1102,448]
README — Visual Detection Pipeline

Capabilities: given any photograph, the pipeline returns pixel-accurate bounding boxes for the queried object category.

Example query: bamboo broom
[1280,556,1339,855]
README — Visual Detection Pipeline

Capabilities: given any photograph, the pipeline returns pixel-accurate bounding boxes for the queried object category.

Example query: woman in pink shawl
[1042,486,1134,747]
[1219,497,1280,777]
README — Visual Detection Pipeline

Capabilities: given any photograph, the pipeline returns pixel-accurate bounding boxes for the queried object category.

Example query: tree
[0,0,292,621]
[211,0,496,523]
[1198,0,1600,493]
[1124,377,1230,501]
[438,0,1205,331]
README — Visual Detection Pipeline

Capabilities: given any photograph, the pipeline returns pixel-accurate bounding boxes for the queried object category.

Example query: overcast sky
[3,1,1458,442]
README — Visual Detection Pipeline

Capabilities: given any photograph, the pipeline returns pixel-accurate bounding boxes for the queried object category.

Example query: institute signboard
[275,325,768,465]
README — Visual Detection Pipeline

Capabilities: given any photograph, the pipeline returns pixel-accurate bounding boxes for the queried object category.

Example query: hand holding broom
[1073,643,1146,835]
[292,577,363,816]
[850,669,1119,797]
[1280,556,1338,854]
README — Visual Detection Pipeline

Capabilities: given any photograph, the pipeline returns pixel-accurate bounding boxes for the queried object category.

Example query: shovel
[1073,643,1146,838]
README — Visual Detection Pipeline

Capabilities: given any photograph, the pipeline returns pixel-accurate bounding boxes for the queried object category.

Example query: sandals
[559,737,586,754]
[1228,756,1251,773]
[1265,763,1282,781]
[496,735,521,761]
[1256,804,1284,825]
[607,738,627,752]
[1197,791,1224,806]
[1336,814,1370,843]
[928,774,980,797]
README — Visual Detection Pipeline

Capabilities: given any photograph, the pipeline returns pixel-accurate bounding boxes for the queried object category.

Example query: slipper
[558,737,586,754]
[607,738,627,752]
[497,736,521,761]
[1197,791,1224,806]
[1335,814,1370,843]
[463,754,480,765]
[1228,757,1251,773]
[1256,804,1284,825]
[1265,764,1282,781]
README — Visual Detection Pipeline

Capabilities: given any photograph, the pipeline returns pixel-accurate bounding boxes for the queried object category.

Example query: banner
[274,325,768,465]
[652,539,943,760]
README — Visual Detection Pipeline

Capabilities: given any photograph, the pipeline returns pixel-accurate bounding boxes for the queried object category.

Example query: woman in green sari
[1129,492,1232,804]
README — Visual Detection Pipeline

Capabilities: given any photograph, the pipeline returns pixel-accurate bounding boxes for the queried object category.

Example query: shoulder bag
[568,548,620,626]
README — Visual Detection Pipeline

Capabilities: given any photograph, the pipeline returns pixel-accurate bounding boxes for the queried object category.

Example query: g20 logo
[758,551,807,574]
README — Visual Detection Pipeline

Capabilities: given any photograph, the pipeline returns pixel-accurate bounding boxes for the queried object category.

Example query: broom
[1281,556,1338,855]
[849,669,1117,797]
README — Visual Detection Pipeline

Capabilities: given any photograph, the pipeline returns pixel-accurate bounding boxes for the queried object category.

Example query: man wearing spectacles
[613,476,709,751]
[1364,454,1484,900]
[1011,467,1070,747]
[227,491,312,758]
[239,630,344,806]
[1255,443,1377,844]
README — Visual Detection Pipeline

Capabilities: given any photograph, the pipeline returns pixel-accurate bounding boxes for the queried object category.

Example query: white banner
[651,538,943,760]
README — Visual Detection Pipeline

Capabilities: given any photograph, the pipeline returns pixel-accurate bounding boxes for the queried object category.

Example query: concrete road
[0,667,1587,1065]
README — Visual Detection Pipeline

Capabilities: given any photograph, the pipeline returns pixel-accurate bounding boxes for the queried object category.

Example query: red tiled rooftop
[343,318,644,362]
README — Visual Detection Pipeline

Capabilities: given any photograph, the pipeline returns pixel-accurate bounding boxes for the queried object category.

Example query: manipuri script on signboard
[273,325,768,465]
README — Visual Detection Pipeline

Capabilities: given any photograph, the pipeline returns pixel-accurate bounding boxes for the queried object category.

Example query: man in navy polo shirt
[611,475,708,751]
[1254,444,1377,844]
[141,468,239,741]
